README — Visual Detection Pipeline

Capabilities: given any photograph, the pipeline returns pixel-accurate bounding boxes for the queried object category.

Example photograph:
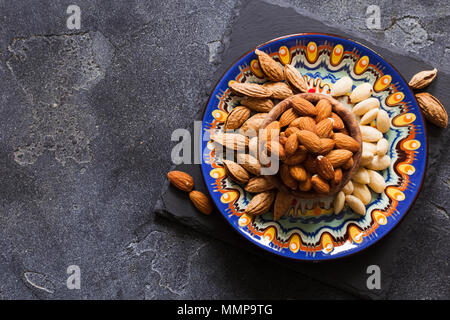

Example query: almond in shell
[263,82,293,100]
[245,176,276,193]
[224,106,251,130]
[408,68,437,90]
[245,191,276,216]
[255,49,284,82]
[229,82,272,98]
[236,153,261,176]
[211,132,249,151]
[284,64,308,92]
[415,92,448,128]
[223,160,250,184]
[240,97,274,113]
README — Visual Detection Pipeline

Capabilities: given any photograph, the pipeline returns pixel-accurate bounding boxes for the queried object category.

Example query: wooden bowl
[261,93,362,198]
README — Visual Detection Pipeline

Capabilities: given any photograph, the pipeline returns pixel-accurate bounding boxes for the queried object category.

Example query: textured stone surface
[0,0,448,300]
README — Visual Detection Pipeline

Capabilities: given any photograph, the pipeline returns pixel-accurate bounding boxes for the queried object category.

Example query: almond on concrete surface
[245,176,276,193]
[415,92,448,128]
[223,160,250,184]
[333,132,360,152]
[350,83,373,103]
[240,97,275,113]
[167,171,194,192]
[224,106,251,130]
[316,155,335,180]
[189,191,213,215]
[245,191,276,216]
[330,76,353,97]
[291,96,317,116]
[263,82,293,100]
[311,174,330,194]
[325,149,353,168]
[334,191,345,214]
[255,49,284,82]
[273,189,292,221]
[296,130,322,153]
[408,68,437,90]
[284,64,308,92]
[279,108,298,127]
[345,195,366,216]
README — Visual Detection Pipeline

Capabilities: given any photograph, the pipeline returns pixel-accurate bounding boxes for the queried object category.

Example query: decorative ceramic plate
[200,33,426,260]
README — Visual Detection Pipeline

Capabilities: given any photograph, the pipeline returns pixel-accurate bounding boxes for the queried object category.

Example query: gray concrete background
[0,0,448,299]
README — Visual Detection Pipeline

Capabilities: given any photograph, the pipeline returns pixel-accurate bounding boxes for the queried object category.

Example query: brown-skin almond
[290,116,316,133]
[291,96,317,116]
[333,132,360,152]
[331,112,345,130]
[342,157,354,170]
[280,163,298,190]
[189,191,213,215]
[316,118,333,138]
[279,108,298,127]
[298,173,312,191]
[315,99,332,122]
[311,175,330,194]
[245,176,276,193]
[325,149,353,168]
[284,133,299,156]
[296,130,322,153]
[289,165,307,182]
[316,155,335,180]
[282,146,308,165]
[319,138,335,154]
[167,171,194,192]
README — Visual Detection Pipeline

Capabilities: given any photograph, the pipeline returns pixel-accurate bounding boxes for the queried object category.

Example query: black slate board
[154,0,449,299]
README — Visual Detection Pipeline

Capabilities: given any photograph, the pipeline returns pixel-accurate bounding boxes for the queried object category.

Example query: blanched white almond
[367,155,391,170]
[330,76,353,97]
[352,167,370,184]
[352,182,372,205]
[376,109,391,133]
[352,98,380,116]
[360,151,374,167]
[360,125,383,142]
[350,83,373,103]
[334,191,345,214]
[367,170,387,193]
[360,108,379,125]
[342,181,354,195]
[362,142,377,154]
[345,195,366,216]
[376,138,389,156]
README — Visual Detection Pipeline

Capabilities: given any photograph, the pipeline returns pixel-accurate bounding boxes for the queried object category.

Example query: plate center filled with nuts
[200,34,427,260]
